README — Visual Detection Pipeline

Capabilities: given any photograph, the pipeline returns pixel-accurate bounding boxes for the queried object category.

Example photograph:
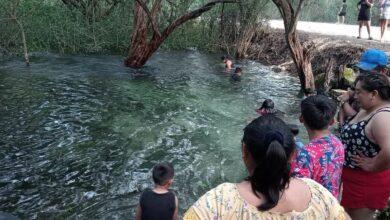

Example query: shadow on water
[0,51,304,219]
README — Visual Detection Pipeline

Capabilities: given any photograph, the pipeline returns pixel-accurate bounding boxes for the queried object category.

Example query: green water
[0,51,305,219]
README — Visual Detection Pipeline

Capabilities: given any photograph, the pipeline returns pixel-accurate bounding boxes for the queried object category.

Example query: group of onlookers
[136,50,389,220]
[337,0,390,42]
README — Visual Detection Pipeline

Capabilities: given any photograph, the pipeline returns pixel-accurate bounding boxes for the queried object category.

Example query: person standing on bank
[380,0,390,42]
[338,0,348,24]
[339,74,390,220]
[357,0,374,40]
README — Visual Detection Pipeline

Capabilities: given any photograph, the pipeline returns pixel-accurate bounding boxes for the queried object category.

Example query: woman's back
[184,178,347,220]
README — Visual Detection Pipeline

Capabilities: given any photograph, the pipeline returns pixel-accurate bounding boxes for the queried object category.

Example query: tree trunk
[286,31,314,90]
[124,0,150,68]
[125,0,235,68]
[272,0,315,91]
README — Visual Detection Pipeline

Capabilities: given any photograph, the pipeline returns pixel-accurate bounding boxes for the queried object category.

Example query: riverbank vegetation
[2,0,378,56]
[0,0,388,88]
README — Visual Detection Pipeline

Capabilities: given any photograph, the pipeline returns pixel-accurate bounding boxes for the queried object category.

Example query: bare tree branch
[161,0,236,39]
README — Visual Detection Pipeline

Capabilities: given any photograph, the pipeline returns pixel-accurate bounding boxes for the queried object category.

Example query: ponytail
[243,118,294,212]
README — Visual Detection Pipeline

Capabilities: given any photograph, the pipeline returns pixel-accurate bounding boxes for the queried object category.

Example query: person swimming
[221,55,233,70]
[231,67,242,82]
[255,99,284,118]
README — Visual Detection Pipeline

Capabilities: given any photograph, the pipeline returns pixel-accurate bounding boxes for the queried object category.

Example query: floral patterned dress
[183,178,347,220]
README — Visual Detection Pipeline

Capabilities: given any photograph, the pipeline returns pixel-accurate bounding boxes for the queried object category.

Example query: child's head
[256,99,276,115]
[343,0,346,3]
[152,162,174,187]
[234,67,242,74]
[300,95,337,131]
[221,55,231,62]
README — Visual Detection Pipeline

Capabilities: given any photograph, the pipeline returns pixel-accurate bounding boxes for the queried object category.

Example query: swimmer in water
[221,55,233,70]
[231,67,242,82]
[255,99,285,118]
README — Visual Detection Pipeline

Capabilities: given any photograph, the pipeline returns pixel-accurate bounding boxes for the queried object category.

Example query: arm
[365,0,373,7]
[135,205,142,220]
[173,196,179,220]
[341,102,357,118]
[338,91,357,120]
[370,113,390,171]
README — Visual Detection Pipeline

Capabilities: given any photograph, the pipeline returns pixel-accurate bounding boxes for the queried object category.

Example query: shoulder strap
[366,107,390,123]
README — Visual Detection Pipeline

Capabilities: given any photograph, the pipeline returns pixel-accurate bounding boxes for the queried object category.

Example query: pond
[0,51,305,219]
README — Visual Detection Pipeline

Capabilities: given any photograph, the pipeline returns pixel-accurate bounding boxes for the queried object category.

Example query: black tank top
[340,107,390,169]
[140,189,175,220]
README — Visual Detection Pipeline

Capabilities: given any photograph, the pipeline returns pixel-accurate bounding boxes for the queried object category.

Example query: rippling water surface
[0,51,304,219]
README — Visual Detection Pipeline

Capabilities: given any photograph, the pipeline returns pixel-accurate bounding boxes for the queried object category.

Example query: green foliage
[378,205,390,220]
[2,0,381,57]
[0,0,134,55]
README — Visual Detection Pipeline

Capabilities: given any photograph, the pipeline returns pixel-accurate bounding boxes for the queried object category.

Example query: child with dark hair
[291,95,345,198]
[231,67,242,82]
[136,162,178,220]
[255,99,285,118]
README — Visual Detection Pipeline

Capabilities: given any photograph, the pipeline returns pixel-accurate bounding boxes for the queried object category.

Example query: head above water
[221,55,231,62]
[354,73,390,110]
[242,115,295,211]
[260,99,274,110]
[300,95,337,130]
[152,162,174,186]
[257,99,276,116]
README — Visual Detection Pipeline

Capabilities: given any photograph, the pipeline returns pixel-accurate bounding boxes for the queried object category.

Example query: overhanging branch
[161,0,237,39]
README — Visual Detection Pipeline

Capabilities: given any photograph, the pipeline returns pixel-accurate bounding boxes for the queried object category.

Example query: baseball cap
[356,49,388,71]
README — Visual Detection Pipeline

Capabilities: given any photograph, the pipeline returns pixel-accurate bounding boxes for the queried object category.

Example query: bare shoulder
[371,109,390,127]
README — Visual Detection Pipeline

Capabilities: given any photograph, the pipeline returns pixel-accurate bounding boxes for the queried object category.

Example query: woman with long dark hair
[184,115,349,219]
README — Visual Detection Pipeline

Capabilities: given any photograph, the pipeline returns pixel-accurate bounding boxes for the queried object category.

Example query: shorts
[339,11,346,17]
[341,168,390,210]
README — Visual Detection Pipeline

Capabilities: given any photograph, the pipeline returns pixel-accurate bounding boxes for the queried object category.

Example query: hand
[338,91,350,102]
[351,152,375,172]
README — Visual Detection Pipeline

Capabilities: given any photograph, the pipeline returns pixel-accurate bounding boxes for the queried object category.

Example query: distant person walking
[380,0,390,42]
[357,0,373,40]
[338,0,347,24]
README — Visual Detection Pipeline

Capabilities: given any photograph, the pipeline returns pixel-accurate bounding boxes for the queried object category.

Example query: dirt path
[269,20,390,44]
[247,21,390,79]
